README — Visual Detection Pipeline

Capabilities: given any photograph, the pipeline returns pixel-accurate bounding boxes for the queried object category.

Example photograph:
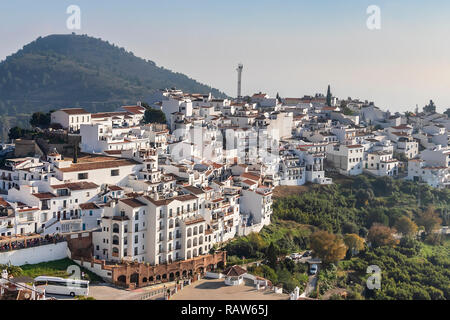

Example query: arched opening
[199,225,204,233]
[112,235,119,245]
[182,270,187,278]
[149,276,154,282]
[193,248,198,257]
[142,277,147,283]
[187,228,192,237]
[130,273,139,285]
[156,275,161,281]
[193,237,197,246]
[193,226,198,235]
[175,271,180,278]
[187,239,191,248]
[117,275,126,284]
[199,247,203,255]
[113,223,119,233]
[187,250,191,259]
[169,272,175,281]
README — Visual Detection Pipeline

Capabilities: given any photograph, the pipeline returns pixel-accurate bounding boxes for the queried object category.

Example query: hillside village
[0,86,449,296]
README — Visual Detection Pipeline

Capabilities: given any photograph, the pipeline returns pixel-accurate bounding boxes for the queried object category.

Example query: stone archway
[117,275,126,284]
[196,266,205,275]
[169,272,175,281]
[130,273,139,286]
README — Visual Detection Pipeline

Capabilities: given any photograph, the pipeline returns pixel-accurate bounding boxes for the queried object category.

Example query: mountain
[0,33,227,117]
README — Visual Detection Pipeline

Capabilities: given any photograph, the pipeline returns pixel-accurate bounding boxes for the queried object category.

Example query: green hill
[0,33,226,130]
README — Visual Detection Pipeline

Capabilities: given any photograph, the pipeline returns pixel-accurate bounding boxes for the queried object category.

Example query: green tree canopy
[143,108,166,124]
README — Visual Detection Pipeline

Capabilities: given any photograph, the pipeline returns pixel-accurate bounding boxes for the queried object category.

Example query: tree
[416,206,442,235]
[395,216,418,237]
[30,111,51,128]
[143,108,166,124]
[344,234,365,256]
[8,126,24,140]
[367,224,398,248]
[310,230,347,264]
[266,242,279,268]
[355,189,374,207]
[326,85,332,106]
[423,100,436,114]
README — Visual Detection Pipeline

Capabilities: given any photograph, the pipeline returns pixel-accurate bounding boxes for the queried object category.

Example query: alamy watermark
[66,5,81,30]
[366,265,381,290]
[366,5,381,30]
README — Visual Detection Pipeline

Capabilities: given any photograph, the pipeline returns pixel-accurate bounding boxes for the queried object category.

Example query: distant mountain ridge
[0,33,227,117]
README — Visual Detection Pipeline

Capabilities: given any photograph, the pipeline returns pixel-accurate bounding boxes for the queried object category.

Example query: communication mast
[236,63,243,99]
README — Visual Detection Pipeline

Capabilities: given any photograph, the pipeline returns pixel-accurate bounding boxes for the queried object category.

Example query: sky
[1,0,450,112]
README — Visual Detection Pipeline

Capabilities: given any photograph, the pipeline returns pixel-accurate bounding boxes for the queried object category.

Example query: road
[300,275,317,298]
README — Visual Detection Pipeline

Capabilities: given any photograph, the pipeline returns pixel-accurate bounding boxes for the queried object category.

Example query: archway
[169,272,175,281]
[130,273,139,286]
[117,275,126,284]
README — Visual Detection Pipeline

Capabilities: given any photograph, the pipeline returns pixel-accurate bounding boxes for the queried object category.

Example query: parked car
[309,264,318,275]
[302,250,312,258]
[291,253,301,259]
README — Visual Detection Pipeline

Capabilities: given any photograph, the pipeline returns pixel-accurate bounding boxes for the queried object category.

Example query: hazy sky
[1,0,450,112]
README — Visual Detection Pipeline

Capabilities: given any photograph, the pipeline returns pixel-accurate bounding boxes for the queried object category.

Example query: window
[135,235,138,244]
[111,169,119,176]
[78,173,88,180]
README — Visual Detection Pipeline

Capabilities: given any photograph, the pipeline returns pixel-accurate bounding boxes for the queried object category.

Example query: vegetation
[0,33,227,140]
[338,237,450,300]
[326,85,332,107]
[143,106,167,124]
[224,174,449,300]
[367,224,398,248]
[423,100,437,114]
[30,111,51,128]
[19,258,102,282]
[0,264,23,277]
[310,230,347,264]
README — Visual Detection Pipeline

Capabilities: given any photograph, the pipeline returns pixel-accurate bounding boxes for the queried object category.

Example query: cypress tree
[326,85,332,106]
